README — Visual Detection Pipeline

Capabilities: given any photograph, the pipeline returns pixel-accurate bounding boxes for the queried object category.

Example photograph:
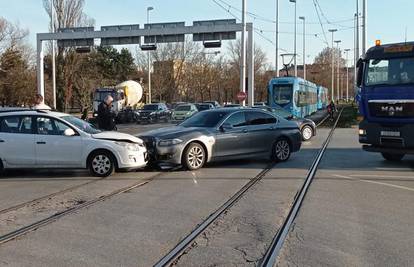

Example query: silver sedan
[138,108,302,170]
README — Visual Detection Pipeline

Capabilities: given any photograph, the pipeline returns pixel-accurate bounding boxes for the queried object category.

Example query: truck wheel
[381,153,405,162]
[0,159,4,176]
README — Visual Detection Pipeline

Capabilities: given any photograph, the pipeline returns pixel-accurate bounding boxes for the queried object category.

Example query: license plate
[381,131,400,137]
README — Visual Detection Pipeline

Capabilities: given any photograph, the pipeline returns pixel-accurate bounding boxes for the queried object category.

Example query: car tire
[88,151,115,177]
[301,125,314,141]
[182,143,206,170]
[381,153,405,162]
[272,138,291,162]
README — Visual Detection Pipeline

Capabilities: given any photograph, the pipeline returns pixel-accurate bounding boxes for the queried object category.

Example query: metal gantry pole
[37,37,45,98]
[240,0,247,106]
[354,13,358,91]
[147,6,154,104]
[247,23,254,107]
[299,16,305,80]
[329,29,337,101]
[51,0,56,109]
[275,0,279,77]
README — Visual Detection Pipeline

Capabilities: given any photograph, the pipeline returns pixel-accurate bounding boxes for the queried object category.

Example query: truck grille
[368,101,414,118]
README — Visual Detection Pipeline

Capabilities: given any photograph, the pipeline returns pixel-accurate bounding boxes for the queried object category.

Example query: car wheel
[273,138,291,162]
[301,125,313,141]
[182,143,206,170]
[381,153,405,162]
[88,151,115,177]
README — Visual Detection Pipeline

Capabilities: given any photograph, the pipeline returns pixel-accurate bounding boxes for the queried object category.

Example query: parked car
[138,108,301,170]
[252,105,316,141]
[170,102,186,110]
[171,104,198,122]
[135,103,170,124]
[203,101,221,108]
[0,108,147,177]
[195,103,215,111]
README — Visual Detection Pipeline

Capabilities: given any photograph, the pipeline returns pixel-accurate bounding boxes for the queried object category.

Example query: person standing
[327,100,336,121]
[33,94,51,110]
[97,95,116,131]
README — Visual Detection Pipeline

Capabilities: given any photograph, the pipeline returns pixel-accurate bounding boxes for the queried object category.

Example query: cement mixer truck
[93,80,143,123]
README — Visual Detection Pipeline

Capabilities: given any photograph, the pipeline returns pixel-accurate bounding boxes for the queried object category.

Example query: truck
[357,41,414,161]
[93,80,143,123]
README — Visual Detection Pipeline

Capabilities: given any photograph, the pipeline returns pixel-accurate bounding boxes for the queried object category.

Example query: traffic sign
[237,91,247,102]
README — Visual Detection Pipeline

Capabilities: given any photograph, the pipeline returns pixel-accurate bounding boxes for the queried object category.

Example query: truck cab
[357,41,414,161]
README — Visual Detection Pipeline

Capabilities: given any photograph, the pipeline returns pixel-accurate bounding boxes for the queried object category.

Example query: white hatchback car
[0,109,147,177]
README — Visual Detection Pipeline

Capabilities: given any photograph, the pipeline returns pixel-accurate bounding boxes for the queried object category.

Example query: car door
[0,115,36,167]
[34,116,83,167]
[214,111,250,158]
[245,111,278,154]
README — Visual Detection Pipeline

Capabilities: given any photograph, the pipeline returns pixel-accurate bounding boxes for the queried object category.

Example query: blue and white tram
[268,77,318,118]
[317,86,329,110]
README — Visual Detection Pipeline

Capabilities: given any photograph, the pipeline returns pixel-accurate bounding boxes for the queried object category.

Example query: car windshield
[143,104,158,111]
[273,84,293,105]
[61,115,101,134]
[175,105,191,111]
[365,57,414,86]
[180,111,230,127]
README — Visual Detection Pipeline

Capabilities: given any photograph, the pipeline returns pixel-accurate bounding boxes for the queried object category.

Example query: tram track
[154,109,343,267]
[0,172,163,245]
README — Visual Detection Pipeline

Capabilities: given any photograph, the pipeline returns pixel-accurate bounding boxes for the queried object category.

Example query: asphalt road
[277,128,414,267]
[0,122,412,267]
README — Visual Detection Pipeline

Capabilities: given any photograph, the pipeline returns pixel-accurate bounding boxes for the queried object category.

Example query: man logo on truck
[380,105,403,116]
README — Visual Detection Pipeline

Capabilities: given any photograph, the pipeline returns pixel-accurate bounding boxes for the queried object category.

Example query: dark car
[203,101,221,108]
[195,103,215,111]
[135,103,170,124]
[138,108,302,170]
[252,105,316,141]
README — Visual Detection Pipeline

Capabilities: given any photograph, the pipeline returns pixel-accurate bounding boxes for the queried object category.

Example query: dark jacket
[97,102,115,130]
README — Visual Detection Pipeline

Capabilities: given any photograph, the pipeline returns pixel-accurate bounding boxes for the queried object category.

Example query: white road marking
[333,174,414,192]
[350,174,414,179]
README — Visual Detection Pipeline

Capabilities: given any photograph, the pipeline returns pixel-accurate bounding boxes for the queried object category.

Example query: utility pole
[344,48,350,102]
[275,0,279,77]
[147,6,154,104]
[335,40,341,101]
[354,12,358,91]
[51,0,56,109]
[240,0,247,106]
[329,29,337,101]
[362,0,367,55]
[299,16,305,80]
[290,0,297,77]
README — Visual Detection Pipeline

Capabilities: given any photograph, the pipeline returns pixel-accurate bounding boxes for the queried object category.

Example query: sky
[0,0,411,69]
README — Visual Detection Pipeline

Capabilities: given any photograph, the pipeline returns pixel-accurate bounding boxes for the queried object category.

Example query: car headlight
[115,141,140,151]
[158,138,183,147]
[186,112,191,115]
[150,112,156,116]
[359,129,366,136]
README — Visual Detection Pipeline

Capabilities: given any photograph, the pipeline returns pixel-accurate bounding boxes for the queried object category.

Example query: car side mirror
[220,122,233,132]
[64,128,76,137]
[356,58,364,87]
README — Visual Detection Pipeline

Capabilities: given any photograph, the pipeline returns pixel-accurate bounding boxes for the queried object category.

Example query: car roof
[0,108,70,118]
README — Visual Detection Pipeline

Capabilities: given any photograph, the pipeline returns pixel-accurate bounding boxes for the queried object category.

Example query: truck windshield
[273,84,293,105]
[94,91,116,102]
[365,57,414,86]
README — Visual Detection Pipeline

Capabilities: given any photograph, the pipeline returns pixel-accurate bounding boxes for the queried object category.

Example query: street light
[334,40,342,102]
[275,0,279,76]
[344,48,351,102]
[299,16,305,80]
[289,0,297,77]
[328,29,337,101]
[147,6,154,104]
